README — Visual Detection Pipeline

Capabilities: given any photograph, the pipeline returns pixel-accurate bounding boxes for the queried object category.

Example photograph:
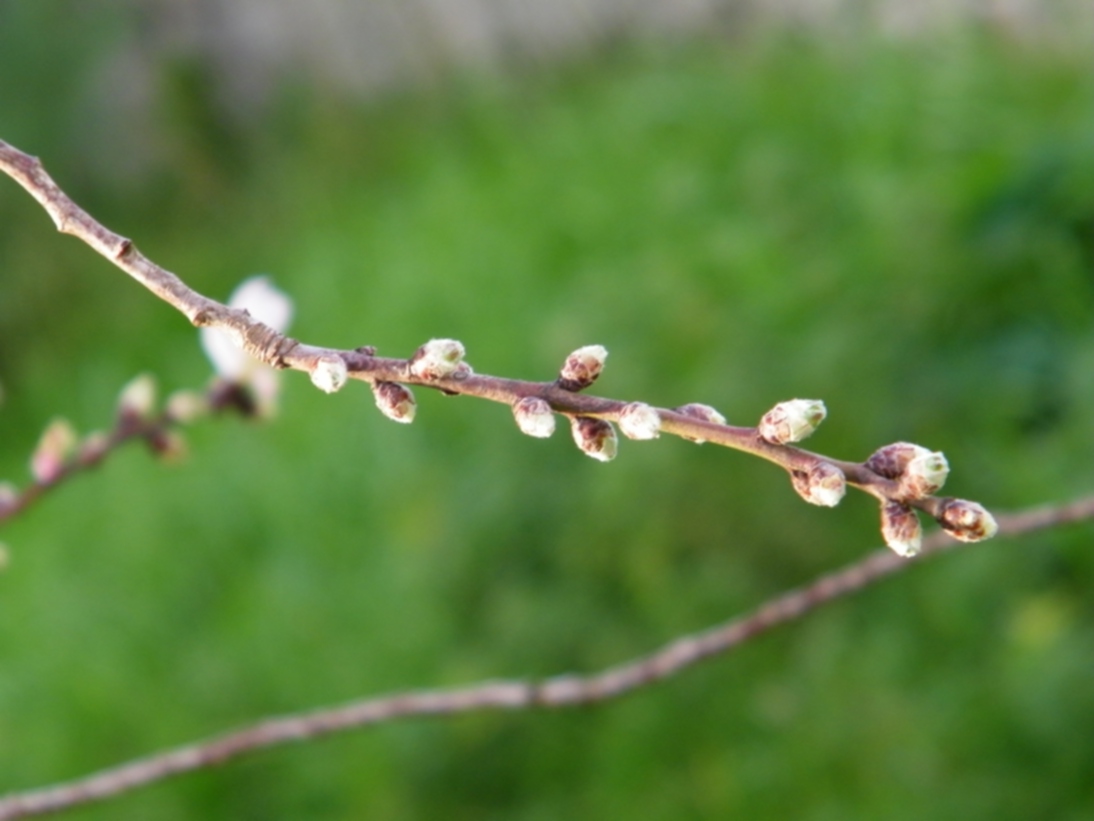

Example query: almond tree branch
[0,138,975,516]
[0,495,1089,820]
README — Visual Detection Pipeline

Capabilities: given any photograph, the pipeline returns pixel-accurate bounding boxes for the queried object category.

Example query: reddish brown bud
[558,345,608,392]
[880,500,923,557]
[937,498,998,543]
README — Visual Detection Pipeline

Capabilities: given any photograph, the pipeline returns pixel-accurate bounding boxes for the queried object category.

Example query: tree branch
[0,495,1089,819]
[0,137,994,550]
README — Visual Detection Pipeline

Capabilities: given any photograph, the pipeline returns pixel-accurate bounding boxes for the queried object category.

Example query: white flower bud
[166,390,209,424]
[880,501,923,557]
[30,418,78,484]
[558,345,608,391]
[674,403,727,444]
[866,442,949,500]
[758,399,826,445]
[570,416,618,462]
[372,381,417,424]
[117,374,157,420]
[309,354,349,394]
[617,402,661,440]
[790,462,846,507]
[512,397,556,438]
[409,339,466,380]
[937,499,998,543]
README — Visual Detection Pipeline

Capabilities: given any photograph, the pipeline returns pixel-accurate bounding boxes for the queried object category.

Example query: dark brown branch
[0,495,1089,820]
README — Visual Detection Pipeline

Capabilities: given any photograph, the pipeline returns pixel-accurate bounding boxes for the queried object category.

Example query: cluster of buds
[408,339,471,381]
[758,399,826,445]
[866,442,950,501]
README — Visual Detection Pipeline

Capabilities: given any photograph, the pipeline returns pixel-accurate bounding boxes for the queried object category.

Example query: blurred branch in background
[0,495,1090,819]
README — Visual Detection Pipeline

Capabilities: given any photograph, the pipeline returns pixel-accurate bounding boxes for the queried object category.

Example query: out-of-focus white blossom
[199,276,293,416]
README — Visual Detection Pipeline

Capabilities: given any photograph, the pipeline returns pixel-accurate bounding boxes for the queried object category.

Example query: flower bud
[570,416,618,462]
[0,482,17,517]
[937,498,998,543]
[30,418,78,484]
[409,339,466,380]
[166,390,209,424]
[674,403,727,444]
[790,462,846,507]
[309,354,349,394]
[866,442,949,500]
[79,431,111,465]
[512,397,556,438]
[558,345,608,392]
[117,374,157,422]
[880,501,923,557]
[758,399,826,445]
[617,402,661,440]
[372,381,417,424]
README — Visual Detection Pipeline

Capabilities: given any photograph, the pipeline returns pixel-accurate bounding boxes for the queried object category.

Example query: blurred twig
[0,495,1089,819]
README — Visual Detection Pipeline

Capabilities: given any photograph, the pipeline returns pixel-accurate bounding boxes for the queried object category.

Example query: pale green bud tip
[938,499,998,543]
[570,416,618,462]
[558,345,608,392]
[372,381,417,424]
[618,402,661,440]
[309,354,349,394]
[513,397,556,438]
[409,339,467,380]
[758,399,826,445]
[30,418,79,484]
[881,500,923,557]
[791,462,846,507]
[117,374,157,419]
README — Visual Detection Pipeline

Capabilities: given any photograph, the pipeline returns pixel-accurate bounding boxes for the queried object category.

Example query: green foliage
[1,19,1091,821]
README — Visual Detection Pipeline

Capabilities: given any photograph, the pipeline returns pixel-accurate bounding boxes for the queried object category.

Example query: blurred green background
[1,3,1092,819]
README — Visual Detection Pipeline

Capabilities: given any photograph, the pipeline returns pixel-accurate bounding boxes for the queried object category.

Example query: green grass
[1,20,1092,821]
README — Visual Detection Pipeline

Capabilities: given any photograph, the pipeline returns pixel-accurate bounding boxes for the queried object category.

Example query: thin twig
[0,137,961,519]
[0,495,1089,819]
